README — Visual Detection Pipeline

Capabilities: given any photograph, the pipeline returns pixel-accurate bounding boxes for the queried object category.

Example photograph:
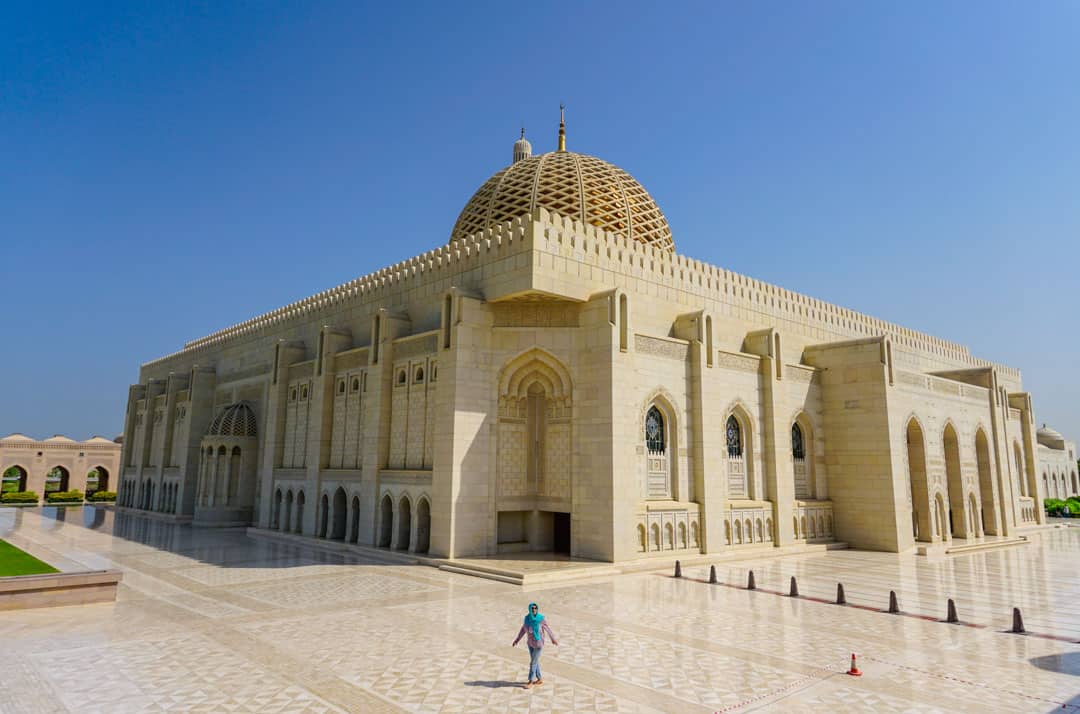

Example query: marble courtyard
[2,506,1079,713]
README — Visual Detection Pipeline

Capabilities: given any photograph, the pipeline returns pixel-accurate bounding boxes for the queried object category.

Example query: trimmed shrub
[45,490,84,504]
[1,491,39,504]
[87,490,117,503]
[1044,498,1068,516]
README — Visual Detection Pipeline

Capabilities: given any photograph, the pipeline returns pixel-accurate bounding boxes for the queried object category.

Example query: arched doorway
[283,490,294,532]
[294,491,305,534]
[272,489,282,529]
[2,466,28,493]
[318,494,330,538]
[349,496,361,543]
[1072,471,1078,497]
[968,493,980,536]
[86,466,109,495]
[975,430,997,534]
[45,466,70,495]
[943,424,967,538]
[906,419,931,542]
[378,495,393,547]
[415,498,431,554]
[331,488,347,541]
[397,496,411,551]
[935,493,949,541]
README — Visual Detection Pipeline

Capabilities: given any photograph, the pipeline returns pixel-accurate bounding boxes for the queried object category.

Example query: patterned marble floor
[0,507,1078,713]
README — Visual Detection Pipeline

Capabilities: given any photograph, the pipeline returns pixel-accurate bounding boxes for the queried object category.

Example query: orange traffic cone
[847,653,862,677]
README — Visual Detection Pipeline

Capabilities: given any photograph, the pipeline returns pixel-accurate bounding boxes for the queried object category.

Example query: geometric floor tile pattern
[1,507,1079,713]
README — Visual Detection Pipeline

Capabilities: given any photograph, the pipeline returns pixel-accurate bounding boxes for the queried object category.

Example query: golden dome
[450,150,674,251]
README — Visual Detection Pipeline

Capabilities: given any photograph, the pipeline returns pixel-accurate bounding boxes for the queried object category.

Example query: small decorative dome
[207,402,257,438]
[1037,424,1065,450]
[513,128,532,163]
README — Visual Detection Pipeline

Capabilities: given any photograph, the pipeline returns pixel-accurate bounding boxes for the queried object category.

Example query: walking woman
[512,602,558,688]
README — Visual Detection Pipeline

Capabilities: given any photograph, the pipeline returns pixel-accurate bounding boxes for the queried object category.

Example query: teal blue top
[524,602,544,641]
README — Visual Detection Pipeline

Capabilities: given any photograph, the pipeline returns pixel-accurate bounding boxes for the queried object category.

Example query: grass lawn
[0,539,59,577]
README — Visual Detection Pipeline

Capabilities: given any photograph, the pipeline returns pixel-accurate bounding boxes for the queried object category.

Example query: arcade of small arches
[1,464,111,497]
[1042,469,1079,501]
[268,485,432,555]
[903,418,1018,543]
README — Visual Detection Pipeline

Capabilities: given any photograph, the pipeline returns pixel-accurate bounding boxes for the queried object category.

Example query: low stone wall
[0,570,123,610]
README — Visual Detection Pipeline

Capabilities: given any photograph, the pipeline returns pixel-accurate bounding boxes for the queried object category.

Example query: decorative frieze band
[635,334,688,361]
[715,350,759,374]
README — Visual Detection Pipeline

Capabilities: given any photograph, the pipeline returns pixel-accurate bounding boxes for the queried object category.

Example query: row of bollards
[676,561,1030,635]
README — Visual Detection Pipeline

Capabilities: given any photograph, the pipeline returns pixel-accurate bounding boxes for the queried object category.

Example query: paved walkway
[1,507,1078,713]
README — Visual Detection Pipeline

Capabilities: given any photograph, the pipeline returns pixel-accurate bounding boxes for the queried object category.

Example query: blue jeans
[528,645,543,681]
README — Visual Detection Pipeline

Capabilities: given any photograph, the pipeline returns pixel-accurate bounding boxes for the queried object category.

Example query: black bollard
[709,565,717,584]
[946,598,959,623]
[747,570,756,590]
[674,560,682,578]
[789,576,799,597]
[1012,607,1025,634]
[888,590,900,614]
[836,583,846,605]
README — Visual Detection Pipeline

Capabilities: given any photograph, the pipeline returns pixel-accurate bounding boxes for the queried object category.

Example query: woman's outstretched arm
[542,621,558,646]
[512,624,526,646]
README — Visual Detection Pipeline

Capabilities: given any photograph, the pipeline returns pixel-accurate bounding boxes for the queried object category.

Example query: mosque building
[116,113,1075,561]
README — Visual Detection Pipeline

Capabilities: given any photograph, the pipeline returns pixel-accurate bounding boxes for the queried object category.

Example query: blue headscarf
[524,602,544,641]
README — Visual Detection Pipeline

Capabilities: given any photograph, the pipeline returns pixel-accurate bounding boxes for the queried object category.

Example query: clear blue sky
[2,2,1077,442]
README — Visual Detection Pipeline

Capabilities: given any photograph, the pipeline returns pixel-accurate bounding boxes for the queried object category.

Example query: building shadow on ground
[1030,651,1080,676]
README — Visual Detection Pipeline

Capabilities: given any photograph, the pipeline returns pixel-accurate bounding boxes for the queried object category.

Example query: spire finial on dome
[558,103,566,152]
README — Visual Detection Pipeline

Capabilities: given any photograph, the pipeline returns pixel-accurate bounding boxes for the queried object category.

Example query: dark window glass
[645,406,665,453]
[726,416,742,457]
[792,423,805,459]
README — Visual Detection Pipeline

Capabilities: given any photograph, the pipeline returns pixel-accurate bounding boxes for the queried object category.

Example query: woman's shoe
[523,681,533,689]
[534,679,544,686]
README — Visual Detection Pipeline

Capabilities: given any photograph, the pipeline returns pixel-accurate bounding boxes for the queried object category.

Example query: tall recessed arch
[725,403,755,499]
[906,417,932,542]
[975,429,998,534]
[791,412,816,500]
[943,423,967,538]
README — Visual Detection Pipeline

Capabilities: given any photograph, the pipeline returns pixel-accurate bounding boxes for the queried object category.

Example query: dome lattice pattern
[451,151,674,251]
[207,402,257,438]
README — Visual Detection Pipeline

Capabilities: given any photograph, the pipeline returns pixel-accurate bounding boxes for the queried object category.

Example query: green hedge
[45,490,84,504]
[87,490,117,503]
[0,491,39,504]
[1045,498,1073,516]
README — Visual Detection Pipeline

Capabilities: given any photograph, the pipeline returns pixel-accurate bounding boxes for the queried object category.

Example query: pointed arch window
[726,416,742,458]
[646,406,665,454]
[791,423,805,459]
[726,414,747,498]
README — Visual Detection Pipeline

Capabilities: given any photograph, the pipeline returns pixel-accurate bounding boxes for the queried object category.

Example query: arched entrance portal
[86,466,109,495]
[943,424,968,538]
[495,348,573,554]
[349,496,361,543]
[2,466,28,493]
[397,496,412,551]
[906,419,932,542]
[378,495,393,547]
[45,466,70,495]
[975,430,998,534]
[415,498,431,554]
[331,488,347,541]
[318,494,330,538]
[935,493,949,541]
